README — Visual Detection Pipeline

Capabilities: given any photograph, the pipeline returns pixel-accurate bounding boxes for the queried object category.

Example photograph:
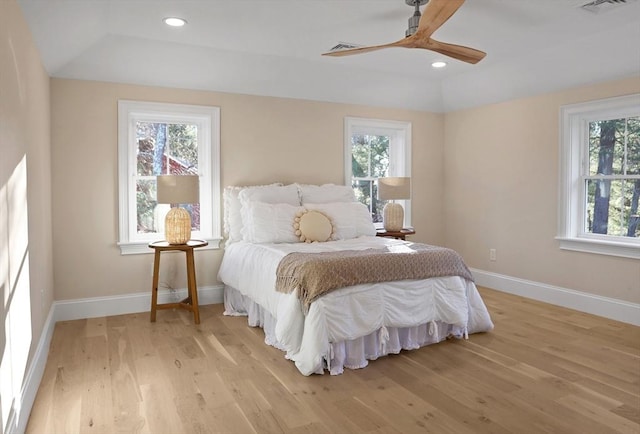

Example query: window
[118,100,221,254]
[558,94,640,259]
[344,117,411,226]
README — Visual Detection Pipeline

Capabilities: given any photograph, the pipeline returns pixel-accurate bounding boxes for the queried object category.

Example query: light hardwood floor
[27,287,639,434]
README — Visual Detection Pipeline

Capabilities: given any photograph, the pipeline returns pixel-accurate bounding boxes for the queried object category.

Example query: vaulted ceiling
[17,0,640,112]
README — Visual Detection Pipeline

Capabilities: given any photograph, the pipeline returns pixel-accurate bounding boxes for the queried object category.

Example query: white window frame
[557,93,640,259]
[344,117,412,228]
[117,100,221,254]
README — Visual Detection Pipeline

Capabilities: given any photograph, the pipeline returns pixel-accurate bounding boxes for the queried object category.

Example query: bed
[217,183,494,375]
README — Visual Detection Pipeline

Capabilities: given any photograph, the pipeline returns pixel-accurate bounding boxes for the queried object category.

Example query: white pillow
[298,183,356,204]
[304,202,376,239]
[241,201,303,243]
[239,183,300,206]
[223,183,281,243]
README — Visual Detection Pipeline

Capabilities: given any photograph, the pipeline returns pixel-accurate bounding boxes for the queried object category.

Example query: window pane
[136,122,199,176]
[346,118,411,230]
[351,133,390,221]
[135,121,200,235]
[627,117,640,175]
[136,179,158,234]
[168,123,198,174]
[351,134,390,178]
[586,179,640,237]
[368,135,390,178]
[351,135,369,178]
[352,179,386,223]
[372,198,386,224]
[187,203,201,231]
[352,179,372,211]
[589,117,639,176]
[136,133,154,177]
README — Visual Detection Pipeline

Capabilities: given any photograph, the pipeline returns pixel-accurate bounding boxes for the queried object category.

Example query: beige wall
[1,0,53,428]
[444,76,640,304]
[48,59,639,306]
[50,79,444,300]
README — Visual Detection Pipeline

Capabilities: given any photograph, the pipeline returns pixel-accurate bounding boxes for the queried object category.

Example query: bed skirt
[223,285,467,375]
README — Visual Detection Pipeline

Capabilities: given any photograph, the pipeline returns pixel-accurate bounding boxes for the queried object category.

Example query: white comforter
[217,236,493,375]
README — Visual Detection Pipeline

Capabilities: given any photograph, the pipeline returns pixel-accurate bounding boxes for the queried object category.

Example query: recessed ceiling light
[431,61,447,68]
[163,17,187,27]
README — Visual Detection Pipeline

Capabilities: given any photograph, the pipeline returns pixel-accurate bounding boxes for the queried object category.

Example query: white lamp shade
[377,177,411,201]
[157,175,199,204]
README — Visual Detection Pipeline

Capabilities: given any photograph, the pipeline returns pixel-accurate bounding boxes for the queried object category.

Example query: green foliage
[168,124,198,171]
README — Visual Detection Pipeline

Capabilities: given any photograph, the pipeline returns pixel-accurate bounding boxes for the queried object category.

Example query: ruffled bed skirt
[223,285,467,375]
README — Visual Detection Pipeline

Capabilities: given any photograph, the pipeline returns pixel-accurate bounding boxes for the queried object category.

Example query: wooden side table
[376,228,416,240]
[148,239,208,324]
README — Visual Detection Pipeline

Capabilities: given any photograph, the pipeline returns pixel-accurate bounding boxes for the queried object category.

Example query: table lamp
[377,177,411,231]
[157,175,199,244]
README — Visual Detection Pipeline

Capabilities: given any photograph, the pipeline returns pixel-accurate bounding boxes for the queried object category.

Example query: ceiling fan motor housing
[406,12,420,36]
[405,0,428,37]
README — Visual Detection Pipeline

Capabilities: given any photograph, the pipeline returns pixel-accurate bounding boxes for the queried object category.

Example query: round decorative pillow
[293,209,334,243]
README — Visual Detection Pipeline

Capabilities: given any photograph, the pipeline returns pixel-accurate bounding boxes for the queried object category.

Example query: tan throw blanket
[275,243,474,307]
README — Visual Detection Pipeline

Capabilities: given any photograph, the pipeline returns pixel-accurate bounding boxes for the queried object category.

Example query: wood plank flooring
[26,287,639,433]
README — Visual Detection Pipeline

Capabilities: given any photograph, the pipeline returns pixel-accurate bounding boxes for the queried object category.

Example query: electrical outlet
[489,249,497,261]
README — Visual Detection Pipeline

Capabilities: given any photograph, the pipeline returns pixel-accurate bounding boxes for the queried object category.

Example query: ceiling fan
[322,0,486,64]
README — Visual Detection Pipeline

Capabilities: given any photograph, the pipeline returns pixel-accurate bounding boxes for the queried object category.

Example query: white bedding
[217,236,493,375]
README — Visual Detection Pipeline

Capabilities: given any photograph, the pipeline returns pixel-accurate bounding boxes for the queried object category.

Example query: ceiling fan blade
[417,0,465,38]
[322,0,485,64]
[322,39,407,57]
[423,38,486,64]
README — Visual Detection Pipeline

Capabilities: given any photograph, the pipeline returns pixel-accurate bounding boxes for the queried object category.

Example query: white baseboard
[471,268,640,326]
[53,285,224,322]
[10,285,224,434]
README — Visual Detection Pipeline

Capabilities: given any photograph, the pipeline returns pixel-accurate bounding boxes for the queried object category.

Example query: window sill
[556,237,639,259]
[118,238,222,255]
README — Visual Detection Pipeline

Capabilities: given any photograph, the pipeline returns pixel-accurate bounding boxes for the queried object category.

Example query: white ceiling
[17,0,640,112]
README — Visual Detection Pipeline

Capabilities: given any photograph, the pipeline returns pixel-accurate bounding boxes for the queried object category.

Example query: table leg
[186,249,200,324]
[150,250,161,322]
